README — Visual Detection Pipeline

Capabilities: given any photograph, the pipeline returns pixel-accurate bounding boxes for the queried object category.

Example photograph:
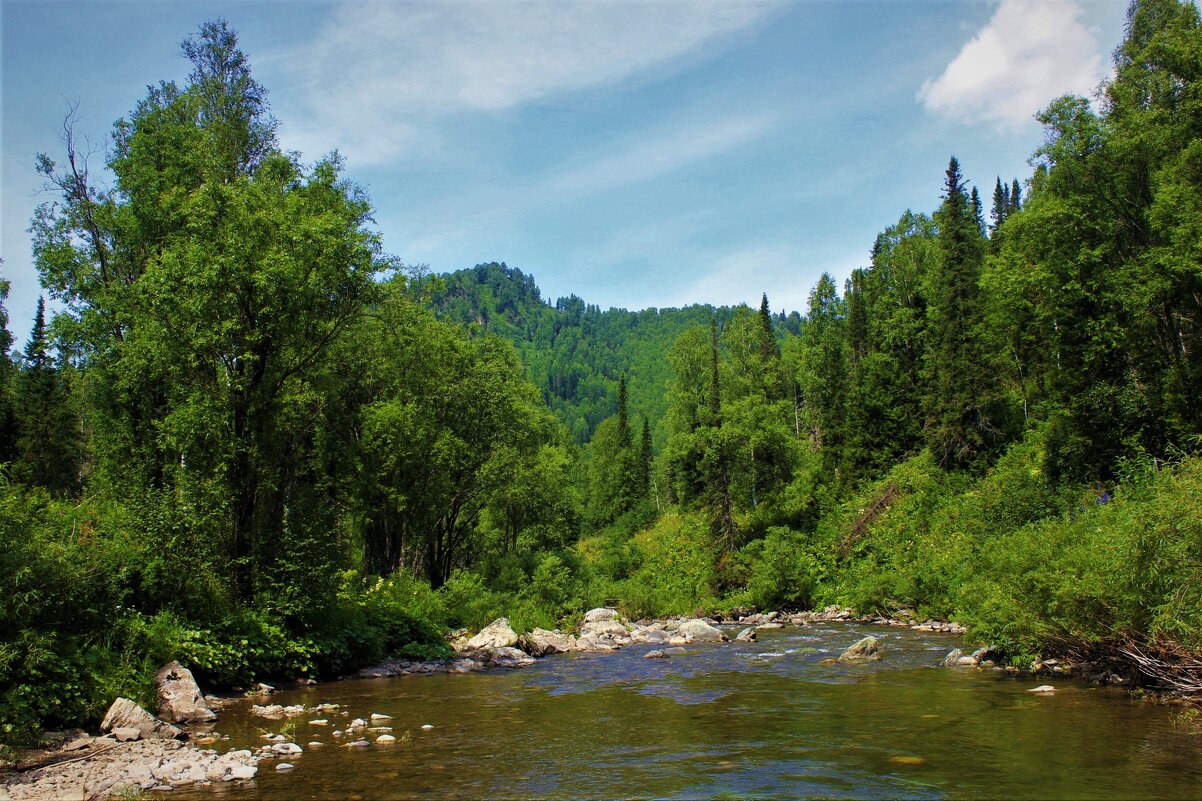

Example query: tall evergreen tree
[970,185,986,236]
[639,417,653,498]
[13,297,80,493]
[616,373,631,448]
[0,273,16,465]
[990,177,1010,231]
[706,317,735,548]
[845,269,869,367]
[924,157,998,467]
[708,318,722,424]
[757,293,779,360]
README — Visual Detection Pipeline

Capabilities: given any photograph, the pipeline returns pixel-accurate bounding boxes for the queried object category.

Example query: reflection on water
[175,623,1202,800]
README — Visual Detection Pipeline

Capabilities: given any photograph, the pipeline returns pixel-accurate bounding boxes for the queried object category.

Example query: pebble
[1026,685,1056,693]
[421,724,434,730]
[375,735,397,744]
[370,713,391,720]
[276,763,295,771]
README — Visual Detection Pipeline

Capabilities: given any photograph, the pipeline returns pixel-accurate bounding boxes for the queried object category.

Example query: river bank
[3,607,1193,801]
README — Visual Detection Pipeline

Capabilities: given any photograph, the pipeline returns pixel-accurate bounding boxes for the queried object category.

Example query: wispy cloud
[544,112,777,198]
[380,107,777,264]
[275,0,780,165]
[918,0,1105,128]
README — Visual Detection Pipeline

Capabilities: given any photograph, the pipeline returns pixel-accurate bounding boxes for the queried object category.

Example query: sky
[1,0,1134,346]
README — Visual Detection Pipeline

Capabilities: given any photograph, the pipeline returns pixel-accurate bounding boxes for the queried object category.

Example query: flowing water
[177,623,1202,800]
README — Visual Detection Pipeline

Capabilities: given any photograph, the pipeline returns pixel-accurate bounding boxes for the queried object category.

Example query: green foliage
[734,527,827,611]
[963,456,1202,652]
[607,511,719,618]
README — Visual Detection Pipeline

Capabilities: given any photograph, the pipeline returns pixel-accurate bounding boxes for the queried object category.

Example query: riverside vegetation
[3,0,1202,749]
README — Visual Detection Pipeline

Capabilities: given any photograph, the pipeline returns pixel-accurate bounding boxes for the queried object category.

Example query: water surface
[179,623,1202,800]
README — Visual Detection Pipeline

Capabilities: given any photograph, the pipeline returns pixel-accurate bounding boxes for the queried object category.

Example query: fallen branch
[1118,637,1202,695]
[17,741,125,775]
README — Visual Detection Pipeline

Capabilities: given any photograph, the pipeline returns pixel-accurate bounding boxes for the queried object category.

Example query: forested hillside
[2,0,1201,748]
[430,261,800,446]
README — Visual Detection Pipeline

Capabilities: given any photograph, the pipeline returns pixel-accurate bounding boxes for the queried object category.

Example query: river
[176,621,1202,800]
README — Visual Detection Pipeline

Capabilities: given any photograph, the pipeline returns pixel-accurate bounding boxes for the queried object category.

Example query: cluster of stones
[354,606,953,678]
[1,661,255,801]
[861,607,968,634]
[0,739,264,801]
[355,608,759,678]
[246,705,432,754]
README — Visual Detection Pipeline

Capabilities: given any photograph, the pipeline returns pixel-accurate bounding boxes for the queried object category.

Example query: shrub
[739,527,826,611]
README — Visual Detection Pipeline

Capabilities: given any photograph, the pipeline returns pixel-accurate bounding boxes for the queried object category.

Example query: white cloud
[275,0,779,165]
[918,0,1105,127]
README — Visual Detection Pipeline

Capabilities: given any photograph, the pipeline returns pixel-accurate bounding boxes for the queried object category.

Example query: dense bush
[736,527,828,612]
[962,456,1202,652]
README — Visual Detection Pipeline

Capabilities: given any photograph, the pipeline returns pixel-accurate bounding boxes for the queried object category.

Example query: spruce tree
[22,297,48,370]
[708,318,721,424]
[846,269,869,367]
[990,177,1010,231]
[757,293,779,360]
[616,373,631,449]
[1008,178,1022,214]
[0,274,15,465]
[639,417,653,498]
[924,157,996,467]
[706,317,735,549]
[970,185,986,236]
[13,297,80,493]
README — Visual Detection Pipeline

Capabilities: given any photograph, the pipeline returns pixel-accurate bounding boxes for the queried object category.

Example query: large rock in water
[837,636,881,662]
[941,648,965,667]
[678,619,727,643]
[483,646,536,668]
[518,628,577,656]
[100,697,184,740]
[580,619,631,640]
[584,607,620,624]
[465,618,519,650]
[155,661,217,723]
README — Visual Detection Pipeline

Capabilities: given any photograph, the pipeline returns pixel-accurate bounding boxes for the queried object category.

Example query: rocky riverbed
[0,738,263,801]
[4,604,1114,801]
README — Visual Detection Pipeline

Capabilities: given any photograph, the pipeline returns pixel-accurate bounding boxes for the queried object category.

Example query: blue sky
[2,0,1132,345]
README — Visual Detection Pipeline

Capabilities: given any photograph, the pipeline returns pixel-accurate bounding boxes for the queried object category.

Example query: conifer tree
[639,417,653,498]
[924,157,996,467]
[990,177,1010,231]
[708,318,721,424]
[0,274,15,465]
[1008,178,1022,214]
[846,270,869,366]
[616,373,631,448]
[13,297,80,493]
[970,185,986,236]
[706,317,735,548]
[757,293,778,360]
